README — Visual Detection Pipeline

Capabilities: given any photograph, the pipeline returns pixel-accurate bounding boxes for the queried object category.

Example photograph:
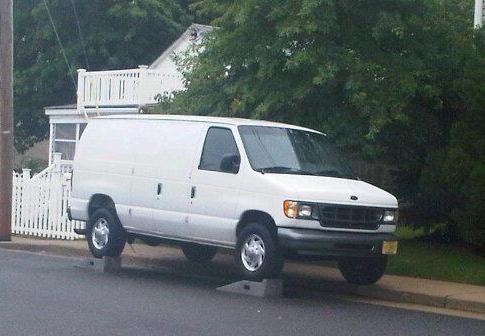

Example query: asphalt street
[0,249,483,336]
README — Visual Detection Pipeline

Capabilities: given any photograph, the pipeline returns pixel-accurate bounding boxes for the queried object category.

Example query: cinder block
[75,256,122,273]
[75,258,104,271]
[103,256,122,273]
[217,279,284,298]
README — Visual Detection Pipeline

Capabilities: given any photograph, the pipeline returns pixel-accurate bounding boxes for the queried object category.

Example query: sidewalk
[1,236,484,315]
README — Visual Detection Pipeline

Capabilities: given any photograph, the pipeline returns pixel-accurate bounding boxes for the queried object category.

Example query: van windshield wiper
[314,170,358,179]
[257,166,313,175]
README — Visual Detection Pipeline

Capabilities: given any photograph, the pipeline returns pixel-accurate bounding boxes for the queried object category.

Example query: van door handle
[157,183,162,195]
[191,186,196,199]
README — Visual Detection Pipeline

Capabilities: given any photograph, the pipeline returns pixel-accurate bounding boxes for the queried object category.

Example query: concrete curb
[359,288,485,315]
[446,294,485,314]
[1,239,484,315]
[0,240,91,257]
[283,274,485,315]
[282,276,446,309]
[342,284,448,310]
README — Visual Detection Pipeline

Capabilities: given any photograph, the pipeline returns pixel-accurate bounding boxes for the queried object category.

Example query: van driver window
[199,127,239,172]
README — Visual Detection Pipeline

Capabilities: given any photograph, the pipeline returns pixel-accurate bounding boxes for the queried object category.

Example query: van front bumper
[277,227,397,258]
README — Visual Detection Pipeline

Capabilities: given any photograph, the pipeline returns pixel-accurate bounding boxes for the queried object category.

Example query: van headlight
[283,201,319,220]
[383,210,398,224]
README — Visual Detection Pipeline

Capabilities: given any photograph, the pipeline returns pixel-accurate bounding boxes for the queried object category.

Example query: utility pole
[0,0,14,241]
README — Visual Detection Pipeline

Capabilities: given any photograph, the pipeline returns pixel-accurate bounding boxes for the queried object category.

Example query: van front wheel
[235,223,284,281]
[338,256,388,285]
[87,208,126,259]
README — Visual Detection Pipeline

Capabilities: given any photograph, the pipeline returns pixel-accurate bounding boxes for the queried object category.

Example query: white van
[69,115,398,285]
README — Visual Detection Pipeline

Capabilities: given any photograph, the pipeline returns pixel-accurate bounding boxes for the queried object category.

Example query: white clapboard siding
[11,153,85,240]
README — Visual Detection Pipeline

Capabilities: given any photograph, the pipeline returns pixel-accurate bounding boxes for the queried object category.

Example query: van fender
[87,194,120,221]
[236,210,278,240]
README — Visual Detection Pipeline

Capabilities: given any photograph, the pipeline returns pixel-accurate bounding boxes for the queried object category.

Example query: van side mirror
[220,154,241,174]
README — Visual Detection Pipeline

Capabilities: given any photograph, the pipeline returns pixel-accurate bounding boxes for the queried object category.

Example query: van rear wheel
[338,256,388,285]
[182,243,217,263]
[235,223,284,281]
[87,208,126,259]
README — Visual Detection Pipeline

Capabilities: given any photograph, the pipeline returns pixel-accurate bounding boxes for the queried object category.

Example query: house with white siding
[45,23,212,165]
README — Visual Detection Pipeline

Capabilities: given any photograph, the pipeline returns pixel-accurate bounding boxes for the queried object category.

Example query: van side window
[199,127,240,173]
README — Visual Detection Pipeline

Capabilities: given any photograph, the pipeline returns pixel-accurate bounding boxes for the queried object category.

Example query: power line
[69,0,90,70]
[43,0,77,89]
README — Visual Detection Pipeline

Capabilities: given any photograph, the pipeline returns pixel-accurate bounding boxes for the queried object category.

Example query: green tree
[14,0,191,152]
[159,0,485,251]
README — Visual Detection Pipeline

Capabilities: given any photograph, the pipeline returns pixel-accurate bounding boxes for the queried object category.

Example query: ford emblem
[350,195,358,201]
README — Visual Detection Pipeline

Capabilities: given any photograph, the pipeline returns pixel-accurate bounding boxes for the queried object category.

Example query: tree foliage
[160,0,485,250]
[14,0,191,152]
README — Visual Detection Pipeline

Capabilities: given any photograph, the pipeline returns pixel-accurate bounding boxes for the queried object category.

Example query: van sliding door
[151,122,205,237]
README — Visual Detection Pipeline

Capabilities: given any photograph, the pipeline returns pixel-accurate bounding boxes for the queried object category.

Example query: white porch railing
[11,154,84,240]
[76,65,184,110]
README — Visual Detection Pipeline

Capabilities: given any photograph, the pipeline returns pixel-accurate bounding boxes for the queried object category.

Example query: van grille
[318,204,383,230]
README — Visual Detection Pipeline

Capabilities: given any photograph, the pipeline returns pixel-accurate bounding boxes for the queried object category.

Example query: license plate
[382,241,398,255]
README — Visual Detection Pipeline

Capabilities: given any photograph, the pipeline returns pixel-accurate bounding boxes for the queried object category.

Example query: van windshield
[238,126,355,179]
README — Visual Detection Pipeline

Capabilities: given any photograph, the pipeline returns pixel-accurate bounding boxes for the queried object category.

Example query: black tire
[338,256,388,285]
[235,223,284,281]
[182,243,218,263]
[87,208,126,259]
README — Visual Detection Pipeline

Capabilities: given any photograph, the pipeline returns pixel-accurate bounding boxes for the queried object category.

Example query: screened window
[199,127,239,172]
[54,142,76,161]
[55,124,76,140]
[52,123,88,161]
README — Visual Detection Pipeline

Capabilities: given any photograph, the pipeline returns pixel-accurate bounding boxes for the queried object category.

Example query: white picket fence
[11,154,85,240]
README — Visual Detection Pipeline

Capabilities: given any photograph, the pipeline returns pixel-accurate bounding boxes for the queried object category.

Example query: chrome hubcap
[241,234,265,272]
[92,218,109,250]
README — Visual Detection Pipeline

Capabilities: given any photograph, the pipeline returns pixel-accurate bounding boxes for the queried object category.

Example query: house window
[54,141,76,161]
[55,124,77,140]
[52,123,88,161]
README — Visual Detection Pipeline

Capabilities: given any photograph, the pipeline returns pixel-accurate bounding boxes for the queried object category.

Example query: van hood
[264,174,398,208]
